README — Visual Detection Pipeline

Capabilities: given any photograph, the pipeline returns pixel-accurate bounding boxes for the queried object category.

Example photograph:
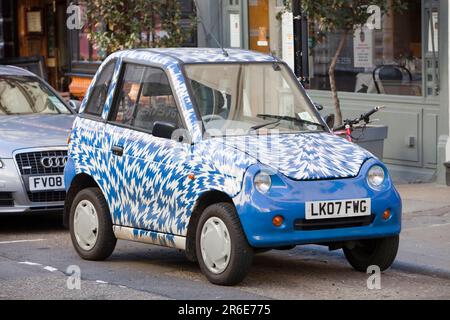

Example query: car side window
[84,61,116,116]
[112,63,182,134]
[111,64,145,126]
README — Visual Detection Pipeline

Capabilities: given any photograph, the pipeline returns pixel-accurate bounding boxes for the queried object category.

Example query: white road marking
[96,280,108,284]
[0,239,45,245]
[44,266,58,272]
[18,261,42,266]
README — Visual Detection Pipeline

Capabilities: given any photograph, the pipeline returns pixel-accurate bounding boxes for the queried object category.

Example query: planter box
[353,125,388,159]
[336,126,388,159]
[445,162,450,187]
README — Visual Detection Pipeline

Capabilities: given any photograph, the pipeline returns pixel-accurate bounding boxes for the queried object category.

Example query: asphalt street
[1,184,450,300]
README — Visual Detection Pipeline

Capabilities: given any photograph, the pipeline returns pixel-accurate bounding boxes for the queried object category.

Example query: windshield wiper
[249,119,281,132]
[257,114,326,129]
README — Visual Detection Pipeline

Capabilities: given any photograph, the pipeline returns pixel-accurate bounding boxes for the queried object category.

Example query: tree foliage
[85,0,188,58]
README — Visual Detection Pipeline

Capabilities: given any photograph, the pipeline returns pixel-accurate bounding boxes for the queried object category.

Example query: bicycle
[333,106,385,143]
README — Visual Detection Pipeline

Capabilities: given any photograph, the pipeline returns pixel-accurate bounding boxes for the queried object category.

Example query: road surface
[1,195,449,300]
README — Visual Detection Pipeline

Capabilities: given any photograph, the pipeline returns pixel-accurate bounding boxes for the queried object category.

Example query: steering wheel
[202,114,225,123]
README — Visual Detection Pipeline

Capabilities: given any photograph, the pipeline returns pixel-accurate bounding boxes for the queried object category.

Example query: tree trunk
[328,31,348,127]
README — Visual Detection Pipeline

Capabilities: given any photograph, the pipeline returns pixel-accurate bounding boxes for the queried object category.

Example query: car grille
[27,191,66,203]
[15,150,68,175]
[0,192,14,207]
[294,215,375,231]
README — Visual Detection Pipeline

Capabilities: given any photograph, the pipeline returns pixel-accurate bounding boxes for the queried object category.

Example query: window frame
[106,60,188,139]
[68,21,103,75]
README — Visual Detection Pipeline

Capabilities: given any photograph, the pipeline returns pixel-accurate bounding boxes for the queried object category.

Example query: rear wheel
[70,188,117,261]
[196,203,253,286]
[343,236,399,272]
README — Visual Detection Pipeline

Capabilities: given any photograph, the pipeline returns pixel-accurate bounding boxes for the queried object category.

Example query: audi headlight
[367,165,385,188]
[0,159,4,169]
[254,172,272,194]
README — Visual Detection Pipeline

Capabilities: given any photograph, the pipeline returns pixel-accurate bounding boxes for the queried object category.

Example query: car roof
[0,65,36,77]
[112,48,278,65]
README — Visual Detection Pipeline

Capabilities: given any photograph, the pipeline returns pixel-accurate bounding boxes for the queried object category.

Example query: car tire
[343,236,399,272]
[70,187,117,261]
[195,203,253,286]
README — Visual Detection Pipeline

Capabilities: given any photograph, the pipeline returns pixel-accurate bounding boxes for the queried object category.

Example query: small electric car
[64,48,401,285]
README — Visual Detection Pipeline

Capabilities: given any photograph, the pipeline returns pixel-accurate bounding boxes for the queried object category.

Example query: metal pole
[300,5,309,84]
[292,0,309,84]
[292,0,302,78]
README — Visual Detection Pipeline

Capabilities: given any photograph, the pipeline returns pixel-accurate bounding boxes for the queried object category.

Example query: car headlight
[254,172,272,194]
[367,165,385,188]
[0,159,3,169]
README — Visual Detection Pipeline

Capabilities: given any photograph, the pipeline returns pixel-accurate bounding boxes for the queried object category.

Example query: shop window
[67,2,101,64]
[75,25,101,63]
[308,0,436,97]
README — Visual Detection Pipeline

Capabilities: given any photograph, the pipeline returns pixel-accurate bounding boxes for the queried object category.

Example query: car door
[72,59,117,186]
[106,62,191,236]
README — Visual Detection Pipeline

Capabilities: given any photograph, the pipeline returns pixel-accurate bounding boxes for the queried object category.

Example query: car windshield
[184,63,325,137]
[0,76,70,115]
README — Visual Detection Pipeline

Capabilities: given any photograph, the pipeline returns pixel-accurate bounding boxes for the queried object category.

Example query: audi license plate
[305,198,371,220]
[29,175,65,192]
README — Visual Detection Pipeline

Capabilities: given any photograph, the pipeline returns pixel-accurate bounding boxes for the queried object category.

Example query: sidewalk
[395,184,450,279]
[397,183,450,214]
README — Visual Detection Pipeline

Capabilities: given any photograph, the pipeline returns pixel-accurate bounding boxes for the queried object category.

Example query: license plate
[305,198,371,220]
[29,175,65,192]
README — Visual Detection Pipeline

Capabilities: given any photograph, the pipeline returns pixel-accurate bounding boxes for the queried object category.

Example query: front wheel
[343,236,399,272]
[69,188,117,261]
[196,203,253,286]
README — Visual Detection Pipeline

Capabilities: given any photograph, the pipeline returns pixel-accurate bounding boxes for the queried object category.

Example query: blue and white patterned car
[64,48,402,285]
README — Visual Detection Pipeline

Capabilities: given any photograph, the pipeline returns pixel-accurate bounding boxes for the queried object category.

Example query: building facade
[0,0,70,90]
[196,0,449,184]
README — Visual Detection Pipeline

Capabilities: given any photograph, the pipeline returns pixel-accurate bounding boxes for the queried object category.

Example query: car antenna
[193,0,229,57]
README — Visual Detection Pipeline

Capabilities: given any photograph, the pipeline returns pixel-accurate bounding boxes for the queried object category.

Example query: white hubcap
[74,200,99,251]
[200,217,231,274]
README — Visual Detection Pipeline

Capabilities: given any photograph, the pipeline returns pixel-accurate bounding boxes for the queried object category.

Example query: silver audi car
[0,65,75,215]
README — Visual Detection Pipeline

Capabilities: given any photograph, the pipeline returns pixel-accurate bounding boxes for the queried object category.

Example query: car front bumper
[0,158,64,215]
[233,159,402,248]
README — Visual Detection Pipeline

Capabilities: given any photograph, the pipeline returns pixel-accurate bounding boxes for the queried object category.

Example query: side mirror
[69,100,82,113]
[152,121,177,140]
[314,103,324,111]
[324,114,335,129]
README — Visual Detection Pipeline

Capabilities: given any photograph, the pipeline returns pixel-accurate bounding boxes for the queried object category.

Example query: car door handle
[111,145,124,157]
